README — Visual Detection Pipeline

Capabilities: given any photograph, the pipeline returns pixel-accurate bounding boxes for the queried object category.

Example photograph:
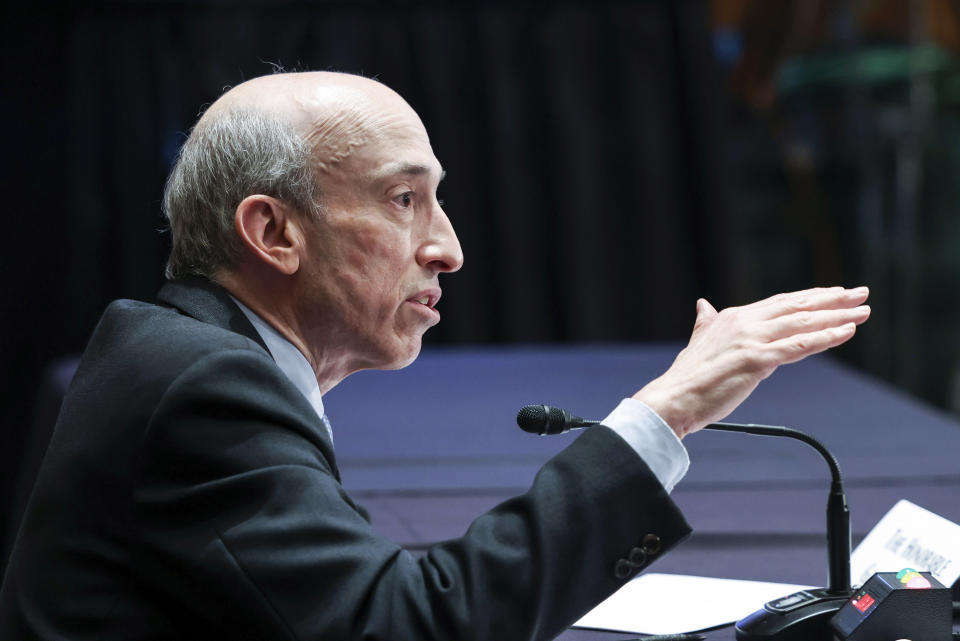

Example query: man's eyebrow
[374,162,446,182]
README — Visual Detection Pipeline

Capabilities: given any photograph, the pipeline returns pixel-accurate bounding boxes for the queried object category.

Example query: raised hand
[633,286,870,439]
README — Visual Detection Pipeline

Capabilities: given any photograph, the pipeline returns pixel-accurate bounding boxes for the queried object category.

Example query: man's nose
[418,206,464,274]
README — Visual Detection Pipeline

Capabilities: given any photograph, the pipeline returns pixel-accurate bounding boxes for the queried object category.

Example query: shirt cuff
[601,398,690,493]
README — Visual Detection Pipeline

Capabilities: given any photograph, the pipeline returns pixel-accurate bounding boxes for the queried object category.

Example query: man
[0,72,870,640]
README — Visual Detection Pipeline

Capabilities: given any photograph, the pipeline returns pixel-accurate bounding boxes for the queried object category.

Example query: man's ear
[233,195,303,275]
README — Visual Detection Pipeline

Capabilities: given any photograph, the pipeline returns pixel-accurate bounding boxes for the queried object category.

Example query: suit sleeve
[136,348,691,641]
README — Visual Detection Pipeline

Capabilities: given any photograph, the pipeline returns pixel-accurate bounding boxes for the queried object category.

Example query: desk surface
[325,344,960,640]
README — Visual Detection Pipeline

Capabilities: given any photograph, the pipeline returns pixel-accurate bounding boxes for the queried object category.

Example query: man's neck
[214,270,354,394]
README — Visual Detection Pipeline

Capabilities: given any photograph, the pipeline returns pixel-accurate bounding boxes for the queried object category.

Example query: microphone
[516,405,853,641]
[516,404,598,435]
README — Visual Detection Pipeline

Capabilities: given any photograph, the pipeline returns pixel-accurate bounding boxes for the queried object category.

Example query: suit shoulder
[67,299,274,406]
[100,298,264,356]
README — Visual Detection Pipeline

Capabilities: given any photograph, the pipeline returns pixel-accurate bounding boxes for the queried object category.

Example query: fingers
[761,305,871,341]
[751,286,870,320]
[766,321,860,367]
[633,285,871,439]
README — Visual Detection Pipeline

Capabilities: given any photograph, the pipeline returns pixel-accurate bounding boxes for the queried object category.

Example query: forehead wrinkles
[303,106,376,174]
[297,90,428,177]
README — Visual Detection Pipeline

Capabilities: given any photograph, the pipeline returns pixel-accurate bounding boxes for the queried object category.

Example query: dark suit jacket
[0,278,691,641]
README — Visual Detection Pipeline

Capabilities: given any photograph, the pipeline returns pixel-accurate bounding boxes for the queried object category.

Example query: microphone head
[516,404,548,434]
[516,404,568,435]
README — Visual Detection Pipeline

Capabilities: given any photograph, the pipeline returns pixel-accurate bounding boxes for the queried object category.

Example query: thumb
[693,298,719,331]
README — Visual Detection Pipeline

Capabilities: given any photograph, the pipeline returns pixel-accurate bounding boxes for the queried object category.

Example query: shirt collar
[229,296,328,433]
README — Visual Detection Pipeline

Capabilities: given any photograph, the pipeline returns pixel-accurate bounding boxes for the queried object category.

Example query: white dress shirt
[600,399,690,493]
[230,297,689,492]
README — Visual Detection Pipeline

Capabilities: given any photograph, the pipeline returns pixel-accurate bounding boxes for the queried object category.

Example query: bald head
[201,72,425,173]
[164,71,432,280]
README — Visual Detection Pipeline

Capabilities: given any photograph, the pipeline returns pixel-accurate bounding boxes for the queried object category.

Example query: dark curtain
[0,1,729,550]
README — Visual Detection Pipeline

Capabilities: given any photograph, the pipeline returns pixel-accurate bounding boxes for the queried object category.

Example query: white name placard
[851,499,960,588]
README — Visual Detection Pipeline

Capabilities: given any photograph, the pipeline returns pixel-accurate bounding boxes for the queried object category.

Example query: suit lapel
[155,277,342,481]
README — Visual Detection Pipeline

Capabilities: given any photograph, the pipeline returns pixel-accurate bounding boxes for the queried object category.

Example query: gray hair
[163,108,321,280]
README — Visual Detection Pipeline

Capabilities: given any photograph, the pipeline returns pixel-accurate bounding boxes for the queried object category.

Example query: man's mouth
[407,289,441,309]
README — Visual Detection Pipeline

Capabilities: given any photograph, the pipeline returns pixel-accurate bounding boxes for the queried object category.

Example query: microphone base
[734,587,850,641]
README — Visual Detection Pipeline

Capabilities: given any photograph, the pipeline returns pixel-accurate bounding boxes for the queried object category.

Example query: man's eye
[437,199,445,207]
[394,192,413,208]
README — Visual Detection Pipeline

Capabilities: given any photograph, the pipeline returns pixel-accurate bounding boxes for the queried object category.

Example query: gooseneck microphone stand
[516,406,854,641]
[703,422,852,641]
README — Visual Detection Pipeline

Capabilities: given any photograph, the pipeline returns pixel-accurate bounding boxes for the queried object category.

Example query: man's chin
[376,338,423,371]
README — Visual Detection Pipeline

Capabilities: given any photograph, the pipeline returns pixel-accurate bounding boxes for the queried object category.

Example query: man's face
[296,104,463,373]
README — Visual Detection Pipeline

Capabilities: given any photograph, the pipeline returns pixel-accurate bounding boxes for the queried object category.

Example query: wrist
[632,380,693,440]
